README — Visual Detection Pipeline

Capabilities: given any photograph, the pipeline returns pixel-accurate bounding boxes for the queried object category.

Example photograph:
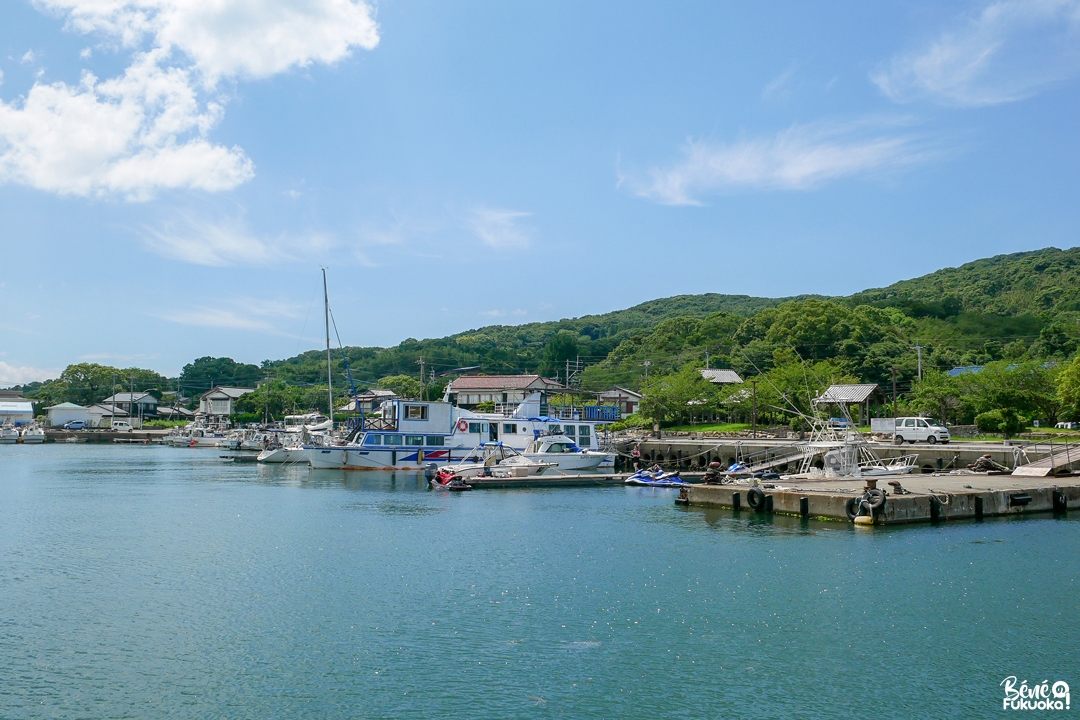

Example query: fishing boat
[168,425,229,448]
[427,442,557,479]
[0,422,21,444]
[19,424,45,444]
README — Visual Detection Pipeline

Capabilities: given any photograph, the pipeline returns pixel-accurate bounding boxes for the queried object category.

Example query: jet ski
[625,465,689,487]
[430,467,473,491]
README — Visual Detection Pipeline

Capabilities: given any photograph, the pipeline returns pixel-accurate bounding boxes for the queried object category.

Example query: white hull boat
[0,424,20,444]
[520,434,611,471]
[19,425,45,443]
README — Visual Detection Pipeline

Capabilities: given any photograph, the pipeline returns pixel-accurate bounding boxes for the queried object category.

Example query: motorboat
[625,466,689,487]
[520,434,612,471]
[19,424,46,444]
[169,425,229,447]
[259,429,331,464]
[428,442,557,479]
[0,422,21,444]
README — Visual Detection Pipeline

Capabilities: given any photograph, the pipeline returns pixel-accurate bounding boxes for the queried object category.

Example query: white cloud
[155,296,300,333]
[762,65,797,100]
[873,0,1080,106]
[0,361,61,385]
[1,0,379,199]
[467,208,532,249]
[40,0,380,85]
[627,121,929,205]
[142,214,334,266]
[0,51,253,198]
[20,50,36,65]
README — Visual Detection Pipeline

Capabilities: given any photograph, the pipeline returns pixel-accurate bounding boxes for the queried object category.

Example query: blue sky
[2,0,1080,383]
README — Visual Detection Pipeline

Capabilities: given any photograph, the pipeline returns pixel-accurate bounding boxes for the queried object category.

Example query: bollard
[929,497,940,523]
[1053,490,1068,514]
[800,497,809,517]
[764,495,773,513]
[974,495,984,520]
[732,492,741,510]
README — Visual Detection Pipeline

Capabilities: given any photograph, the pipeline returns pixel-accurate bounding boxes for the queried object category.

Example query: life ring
[747,487,766,511]
[457,419,469,432]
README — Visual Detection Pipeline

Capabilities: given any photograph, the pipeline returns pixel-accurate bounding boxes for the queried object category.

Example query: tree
[180,357,262,393]
[377,374,423,399]
[540,331,580,378]
[1057,355,1080,421]
[907,370,961,424]
[640,364,717,425]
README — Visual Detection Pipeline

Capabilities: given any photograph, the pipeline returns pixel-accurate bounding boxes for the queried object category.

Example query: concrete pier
[677,473,1079,525]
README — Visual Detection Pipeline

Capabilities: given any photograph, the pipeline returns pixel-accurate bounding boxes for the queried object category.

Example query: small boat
[429,442,557,479]
[520,434,612,471]
[19,423,46,444]
[429,469,473,491]
[0,422,20,444]
[625,466,689,487]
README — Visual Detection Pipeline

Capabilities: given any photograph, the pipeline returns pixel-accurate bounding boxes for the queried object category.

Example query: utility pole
[705,350,710,370]
[751,379,758,439]
[913,341,924,381]
[891,367,898,419]
[417,356,426,400]
[641,360,652,384]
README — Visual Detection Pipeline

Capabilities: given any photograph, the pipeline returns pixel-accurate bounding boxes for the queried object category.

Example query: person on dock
[631,444,641,471]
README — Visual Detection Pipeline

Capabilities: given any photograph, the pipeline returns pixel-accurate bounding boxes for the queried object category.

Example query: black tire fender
[866,488,886,510]
[747,487,766,511]
[846,496,861,520]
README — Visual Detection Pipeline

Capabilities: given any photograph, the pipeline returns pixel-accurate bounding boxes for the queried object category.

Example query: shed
[813,383,885,424]
[46,402,89,427]
[0,399,35,425]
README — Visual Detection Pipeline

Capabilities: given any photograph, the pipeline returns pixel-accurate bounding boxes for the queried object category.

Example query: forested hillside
[20,247,1080,427]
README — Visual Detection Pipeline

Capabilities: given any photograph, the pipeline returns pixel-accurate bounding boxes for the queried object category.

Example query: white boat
[19,424,46,444]
[258,429,332,464]
[0,422,20,444]
[520,434,612,471]
[430,442,557,479]
[169,425,229,447]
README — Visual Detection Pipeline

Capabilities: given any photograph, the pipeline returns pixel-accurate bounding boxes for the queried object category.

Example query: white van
[893,417,950,444]
[111,420,134,432]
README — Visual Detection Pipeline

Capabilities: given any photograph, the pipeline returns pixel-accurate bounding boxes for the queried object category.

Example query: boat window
[405,405,428,420]
[578,436,591,447]
[425,436,445,446]
[503,423,517,434]
[406,435,425,445]
[384,435,404,445]
[363,434,381,445]
[565,425,576,435]
[578,426,590,436]
[468,422,482,434]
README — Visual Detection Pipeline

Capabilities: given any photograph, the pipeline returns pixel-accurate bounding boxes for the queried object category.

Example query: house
[0,394,35,425]
[813,383,886,424]
[597,386,643,416]
[948,366,984,377]
[85,403,133,428]
[101,392,159,418]
[699,369,744,385]
[338,389,399,415]
[199,386,255,416]
[444,375,564,409]
[46,402,90,427]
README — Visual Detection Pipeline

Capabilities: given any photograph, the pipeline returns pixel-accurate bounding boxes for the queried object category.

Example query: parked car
[893,417,950,444]
[110,420,134,432]
[62,420,86,430]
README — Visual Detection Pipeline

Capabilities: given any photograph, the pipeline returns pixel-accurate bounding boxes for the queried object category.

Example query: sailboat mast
[323,268,333,426]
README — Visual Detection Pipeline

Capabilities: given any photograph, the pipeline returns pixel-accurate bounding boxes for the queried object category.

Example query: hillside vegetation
[21,247,1080,426]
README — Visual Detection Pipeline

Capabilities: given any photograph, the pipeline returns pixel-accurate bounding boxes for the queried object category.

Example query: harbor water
[1,444,1077,718]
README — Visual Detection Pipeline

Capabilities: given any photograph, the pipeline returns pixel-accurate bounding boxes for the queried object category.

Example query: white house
[444,375,564,409]
[200,386,255,416]
[46,402,90,427]
[0,398,35,425]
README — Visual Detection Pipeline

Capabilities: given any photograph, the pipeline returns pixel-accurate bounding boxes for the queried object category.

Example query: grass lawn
[664,423,751,433]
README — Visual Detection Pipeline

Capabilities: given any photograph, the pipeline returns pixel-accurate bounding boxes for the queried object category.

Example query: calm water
[1,444,1077,719]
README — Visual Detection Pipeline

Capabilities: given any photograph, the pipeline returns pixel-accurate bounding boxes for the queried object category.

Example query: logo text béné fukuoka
[1002,677,1070,711]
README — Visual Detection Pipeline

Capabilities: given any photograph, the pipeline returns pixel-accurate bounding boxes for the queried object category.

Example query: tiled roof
[699,369,743,384]
[449,375,559,390]
[815,383,880,404]
[201,386,255,399]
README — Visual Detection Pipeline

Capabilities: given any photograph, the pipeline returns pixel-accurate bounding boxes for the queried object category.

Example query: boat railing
[363,417,398,431]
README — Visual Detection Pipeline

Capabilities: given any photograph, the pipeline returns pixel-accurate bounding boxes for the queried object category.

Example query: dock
[677,473,1078,525]
[465,472,629,489]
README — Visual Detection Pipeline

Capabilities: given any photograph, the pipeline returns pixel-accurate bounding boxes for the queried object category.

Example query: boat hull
[307,446,451,470]
[258,447,314,464]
